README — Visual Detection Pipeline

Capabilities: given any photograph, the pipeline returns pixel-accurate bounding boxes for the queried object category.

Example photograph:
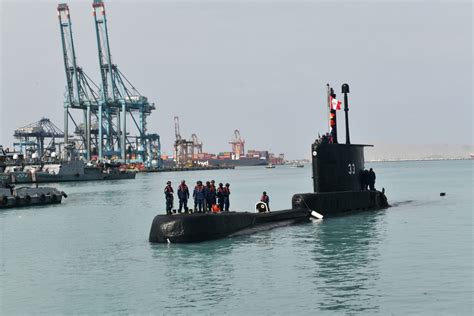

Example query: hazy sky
[1,0,472,159]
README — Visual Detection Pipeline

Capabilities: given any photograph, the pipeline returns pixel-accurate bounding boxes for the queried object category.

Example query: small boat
[290,162,304,168]
[266,163,275,169]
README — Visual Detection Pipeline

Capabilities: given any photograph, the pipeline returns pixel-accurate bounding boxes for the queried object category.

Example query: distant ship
[162,156,269,168]
[0,160,135,184]
[290,162,304,168]
[202,157,269,167]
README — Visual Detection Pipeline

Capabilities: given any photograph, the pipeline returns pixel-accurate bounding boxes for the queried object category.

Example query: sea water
[0,160,472,314]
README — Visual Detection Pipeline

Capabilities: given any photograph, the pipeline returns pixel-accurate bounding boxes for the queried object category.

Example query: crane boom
[174,116,181,141]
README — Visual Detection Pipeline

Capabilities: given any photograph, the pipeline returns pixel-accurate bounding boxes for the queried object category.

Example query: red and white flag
[330,96,342,110]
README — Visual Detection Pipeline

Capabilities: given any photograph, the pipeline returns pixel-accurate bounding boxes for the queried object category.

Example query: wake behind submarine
[149,84,389,243]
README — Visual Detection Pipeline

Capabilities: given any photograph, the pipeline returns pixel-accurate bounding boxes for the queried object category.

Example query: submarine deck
[149,208,311,243]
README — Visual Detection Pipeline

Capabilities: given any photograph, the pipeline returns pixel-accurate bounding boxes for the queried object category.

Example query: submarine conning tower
[292,83,389,216]
[312,83,370,193]
[312,142,371,193]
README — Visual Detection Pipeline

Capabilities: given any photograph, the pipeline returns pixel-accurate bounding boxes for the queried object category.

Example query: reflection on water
[151,240,236,312]
[311,211,385,312]
[146,211,387,314]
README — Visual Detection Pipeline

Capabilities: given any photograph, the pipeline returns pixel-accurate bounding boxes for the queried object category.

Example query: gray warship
[0,160,135,184]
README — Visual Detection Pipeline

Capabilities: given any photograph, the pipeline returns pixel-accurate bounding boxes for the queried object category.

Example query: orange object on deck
[211,204,220,213]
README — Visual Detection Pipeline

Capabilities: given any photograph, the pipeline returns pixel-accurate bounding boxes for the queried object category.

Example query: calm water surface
[0,160,472,314]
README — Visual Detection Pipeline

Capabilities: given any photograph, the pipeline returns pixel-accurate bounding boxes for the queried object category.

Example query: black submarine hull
[149,208,311,243]
[292,190,389,217]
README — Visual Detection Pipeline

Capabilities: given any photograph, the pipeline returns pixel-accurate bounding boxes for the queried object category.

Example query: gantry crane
[57,1,161,166]
[173,116,193,167]
[13,118,65,159]
[58,3,101,160]
[92,0,159,164]
[191,134,203,156]
[229,129,245,158]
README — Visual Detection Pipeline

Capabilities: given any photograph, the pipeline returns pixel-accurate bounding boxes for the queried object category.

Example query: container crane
[229,129,245,159]
[191,133,203,156]
[173,116,194,167]
[92,0,159,165]
[13,118,65,159]
[57,3,101,160]
[57,1,161,167]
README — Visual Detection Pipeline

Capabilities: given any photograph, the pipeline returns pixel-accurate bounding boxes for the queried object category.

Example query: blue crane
[57,3,101,161]
[92,0,160,165]
[57,1,161,167]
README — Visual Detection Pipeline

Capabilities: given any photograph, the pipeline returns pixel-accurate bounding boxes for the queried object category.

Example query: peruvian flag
[330,96,342,110]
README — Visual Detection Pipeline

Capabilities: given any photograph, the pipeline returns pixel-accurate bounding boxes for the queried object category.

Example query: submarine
[149,84,389,243]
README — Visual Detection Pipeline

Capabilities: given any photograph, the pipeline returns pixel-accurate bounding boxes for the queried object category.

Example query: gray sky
[1,0,472,159]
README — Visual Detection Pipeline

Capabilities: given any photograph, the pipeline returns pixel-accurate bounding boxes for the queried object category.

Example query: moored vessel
[0,160,135,184]
[0,183,67,209]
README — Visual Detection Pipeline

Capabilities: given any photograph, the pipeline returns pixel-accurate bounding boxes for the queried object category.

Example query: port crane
[229,129,245,159]
[57,1,161,166]
[191,134,203,155]
[13,118,65,159]
[173,116,193,167]
[57,3,101,160]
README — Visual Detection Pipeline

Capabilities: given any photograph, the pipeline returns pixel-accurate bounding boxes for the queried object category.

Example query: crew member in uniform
[164,181,174,215]
[204,181,215,212]
[177,180,190,213]
[210,180,217,207]
[362,169,370,191]
[368,168,376,191]
[217,183,225,211]
[260,191,270,211]
[223,183,231,212]
[193,181,205,213]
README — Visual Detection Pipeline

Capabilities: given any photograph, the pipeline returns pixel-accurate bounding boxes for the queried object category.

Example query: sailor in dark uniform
[177,180,190,213]
[368,168,376,191]
[204,181,214,212]
[223,183,231,212]
[217,183,225,211]
[361,169,370,191]
[164,181,174,215]
[210,180,217,206]
[193,181,205,213]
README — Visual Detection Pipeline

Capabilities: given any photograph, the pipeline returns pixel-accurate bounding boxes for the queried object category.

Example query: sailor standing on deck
[260,191,270,211]
[204,181,213,212]
[177,180,190,213]
[164,181,174,215]
[217,183,225,211]
[363,169,370,191]
[368,168,376,191]
[223,183,231,212]
[193,181,205,213]
[210,180,217,206]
